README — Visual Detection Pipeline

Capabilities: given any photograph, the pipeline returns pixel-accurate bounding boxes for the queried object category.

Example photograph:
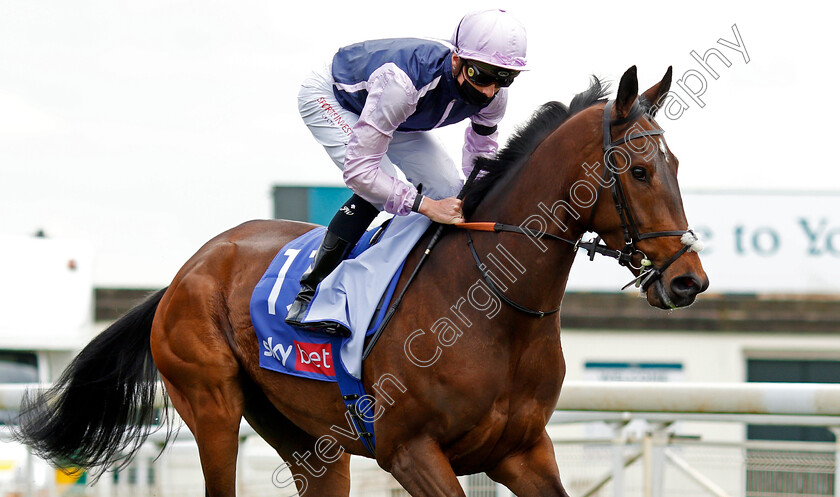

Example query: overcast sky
[1,0,836,287]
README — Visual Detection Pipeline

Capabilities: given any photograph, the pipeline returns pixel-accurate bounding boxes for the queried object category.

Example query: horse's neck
[469,140,586,318]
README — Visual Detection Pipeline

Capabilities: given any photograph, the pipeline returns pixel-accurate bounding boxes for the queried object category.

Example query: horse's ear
[615,66,639,120]
[641,66,673,118]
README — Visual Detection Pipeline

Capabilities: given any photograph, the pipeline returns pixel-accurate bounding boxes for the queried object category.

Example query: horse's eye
[631,166,648,182]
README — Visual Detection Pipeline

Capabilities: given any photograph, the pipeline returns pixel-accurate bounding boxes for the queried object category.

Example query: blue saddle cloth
[250,224,405,383]
[249,215,429,456]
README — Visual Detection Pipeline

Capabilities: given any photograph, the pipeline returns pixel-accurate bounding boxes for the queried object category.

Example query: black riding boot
[285,230,353,335]
[284,193,380,337]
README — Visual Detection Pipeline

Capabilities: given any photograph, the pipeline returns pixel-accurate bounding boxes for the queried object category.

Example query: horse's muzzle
[647,272,709,309]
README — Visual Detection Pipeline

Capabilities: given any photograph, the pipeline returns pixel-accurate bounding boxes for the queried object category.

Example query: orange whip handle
[454,222,497,232]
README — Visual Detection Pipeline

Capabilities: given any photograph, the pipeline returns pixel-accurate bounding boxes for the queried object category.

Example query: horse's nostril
[671,274,701,298]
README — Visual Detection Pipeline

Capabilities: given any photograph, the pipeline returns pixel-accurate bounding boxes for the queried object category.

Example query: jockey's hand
[419,197,465,224]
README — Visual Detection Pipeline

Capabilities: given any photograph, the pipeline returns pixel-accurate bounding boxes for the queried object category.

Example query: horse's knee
[486,435,569,497]
[384,439,466,497]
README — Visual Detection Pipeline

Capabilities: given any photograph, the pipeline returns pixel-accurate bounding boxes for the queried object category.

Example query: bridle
[363,99,703,358]
[588,99,701,290]
[458,99,703,316]
[363,99,704,360]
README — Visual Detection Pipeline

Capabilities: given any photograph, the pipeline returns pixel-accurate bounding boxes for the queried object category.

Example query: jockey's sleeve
[343,64,420,216]
[462,89,507,179]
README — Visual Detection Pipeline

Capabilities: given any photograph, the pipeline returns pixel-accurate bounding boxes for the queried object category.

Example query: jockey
[286,9,529,335]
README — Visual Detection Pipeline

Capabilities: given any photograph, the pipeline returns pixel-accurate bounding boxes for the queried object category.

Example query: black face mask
[456,75,493,106]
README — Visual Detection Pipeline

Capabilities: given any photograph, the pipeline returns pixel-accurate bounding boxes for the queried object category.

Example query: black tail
[13,288,170,478]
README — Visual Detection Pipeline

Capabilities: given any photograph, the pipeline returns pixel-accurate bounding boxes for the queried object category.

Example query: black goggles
[463,60,519,88]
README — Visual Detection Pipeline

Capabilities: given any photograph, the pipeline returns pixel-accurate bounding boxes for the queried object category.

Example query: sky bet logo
[294,341,335,376]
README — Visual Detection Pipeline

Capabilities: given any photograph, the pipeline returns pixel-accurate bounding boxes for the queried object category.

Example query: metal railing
[550,382,840,497]
[2,381,839,497]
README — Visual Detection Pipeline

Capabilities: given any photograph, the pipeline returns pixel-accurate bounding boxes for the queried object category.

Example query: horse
[14,66,708,497]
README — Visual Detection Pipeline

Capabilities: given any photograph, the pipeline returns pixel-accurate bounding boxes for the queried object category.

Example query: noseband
[457,99,703,317]
[583,99,702,291]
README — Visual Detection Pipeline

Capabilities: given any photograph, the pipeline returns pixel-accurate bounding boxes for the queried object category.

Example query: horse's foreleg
[486,431,570,497]
[385,437,466,497]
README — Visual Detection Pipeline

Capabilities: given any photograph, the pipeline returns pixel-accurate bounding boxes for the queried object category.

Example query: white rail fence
[2,381,839,497]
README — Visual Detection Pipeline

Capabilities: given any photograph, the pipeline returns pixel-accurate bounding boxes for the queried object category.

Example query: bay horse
[15,66,707,496]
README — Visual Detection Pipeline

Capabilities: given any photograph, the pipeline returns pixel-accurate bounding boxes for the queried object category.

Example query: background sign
[584,362,684,382]
[566,191,840,294]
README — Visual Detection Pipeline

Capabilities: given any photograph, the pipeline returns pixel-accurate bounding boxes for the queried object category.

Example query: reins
[457,99,704,314]
[457,222,622,318]
[362,167,482,360]
[362,99,705,359]
[458,222,621,318]
[464,228,559,318]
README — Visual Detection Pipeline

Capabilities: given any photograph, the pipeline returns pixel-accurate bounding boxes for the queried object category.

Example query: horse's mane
[462,76,613,217]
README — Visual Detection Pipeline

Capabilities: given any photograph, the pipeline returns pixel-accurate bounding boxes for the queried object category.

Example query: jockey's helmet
[451,9,528,72]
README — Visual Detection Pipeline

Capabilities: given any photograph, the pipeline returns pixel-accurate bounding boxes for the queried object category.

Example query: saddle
[249,214,431,455]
